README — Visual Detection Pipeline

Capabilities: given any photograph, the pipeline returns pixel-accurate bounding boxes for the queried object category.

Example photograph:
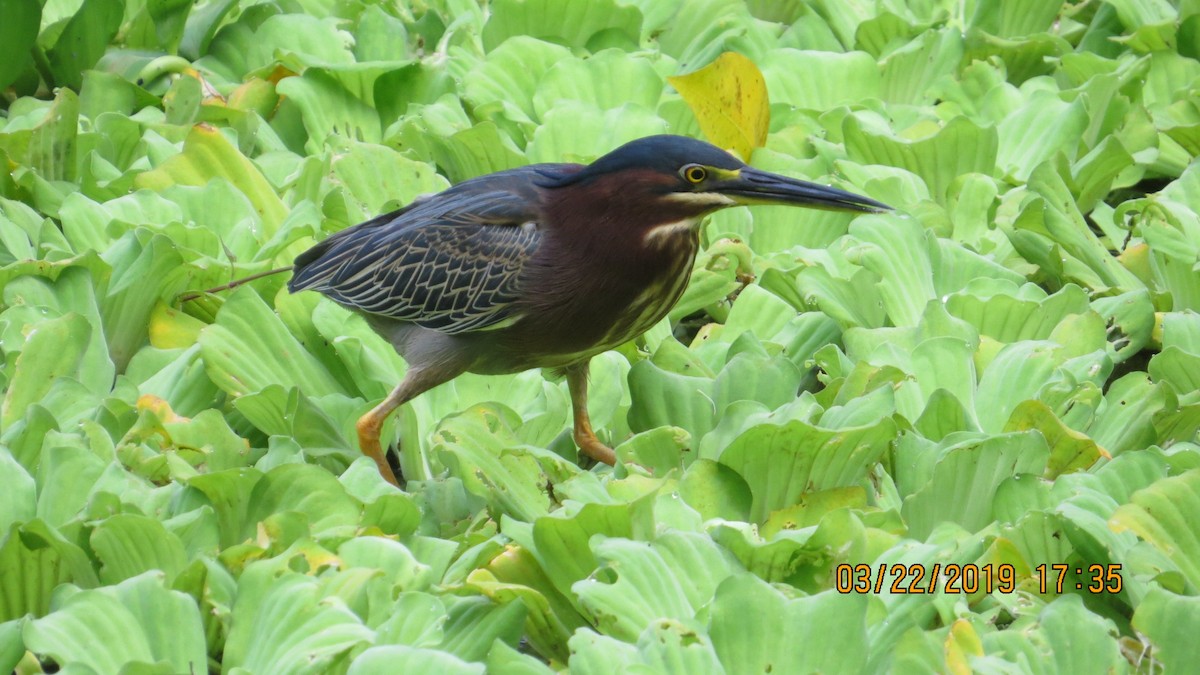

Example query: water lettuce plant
[1,0,1199,672]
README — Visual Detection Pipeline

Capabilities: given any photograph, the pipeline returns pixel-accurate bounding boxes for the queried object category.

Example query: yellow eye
[683,164,707,183]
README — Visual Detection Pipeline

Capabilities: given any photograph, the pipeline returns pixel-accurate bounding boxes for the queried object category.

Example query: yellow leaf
[136,394,187,423]
[149,301,206,349]
[227,78,279,118]
[1003,399,1108,476]
[668,52,770,161]
[1118,242,1152,287]
[944,619,983,674]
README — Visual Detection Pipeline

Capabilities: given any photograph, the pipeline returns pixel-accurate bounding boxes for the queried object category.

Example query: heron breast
[596,243,697,349]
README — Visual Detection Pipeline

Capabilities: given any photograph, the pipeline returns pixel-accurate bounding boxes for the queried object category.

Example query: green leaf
[1132,587,1200,671]
[844,114,999,203]
[0,619,23,674]
[437,595,526,662]
[23,572,207,674]
[524,102,669,164]
[573,532,737,641]
[945,282,1091,344]
[429,122,528,184]
[222,566,373,673]
[90,514,189,585]
[482,0,643,51]
[340,537,432,592]
[202,13,356,81]
[182,468,263,550]
[1,313,90,429]
[568,630,639,673]
[145,0,194,54]
[0,520,97,622]
[463,36,571,124]
[1149,312,1200,396]
[718,416,895,523]
[135,125,287,237]
[332,141,448,216]
[761,49,881,110]
[0,88,80,182]
[276,69,383,152]
[486,638,557,675]
[1110,469,1200,593]
[984,595,1125,673]
[970,0,1064,37]
[878,28,964,105]
[0,0,40,90]
[902,432,1049,539]
[1088,374,1168,457]
[199,287,345,399]
[523,500,645,602]
[628,352,717,443]
[45,0,123,90]
[535,49,664,119]
[350,645,484,675]
[974,341,1064,433]
[996,92,1089,181]
[849,215,936,327]
[679,459,752,523]
[710,575,869,675]
[179,0,236,59]
[0,450,35,535]
[1024,163,1147,293]
[433,405,559,522]
[247,463,363,539]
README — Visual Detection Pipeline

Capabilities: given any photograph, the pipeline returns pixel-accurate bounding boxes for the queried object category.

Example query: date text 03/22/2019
[833,563,1124,595]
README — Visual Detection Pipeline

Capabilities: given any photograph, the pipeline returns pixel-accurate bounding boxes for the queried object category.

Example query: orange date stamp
[835,563,1018,595]
[1035,563,1123,594]
[835,563,1124,595]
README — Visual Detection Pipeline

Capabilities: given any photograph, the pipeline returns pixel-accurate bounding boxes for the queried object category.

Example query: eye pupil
[685,166,706,182]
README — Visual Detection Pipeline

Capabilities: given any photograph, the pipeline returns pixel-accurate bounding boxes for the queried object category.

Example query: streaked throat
[643,218,699,245]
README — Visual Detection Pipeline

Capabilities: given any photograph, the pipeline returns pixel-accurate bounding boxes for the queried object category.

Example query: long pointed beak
[719,166,891,213]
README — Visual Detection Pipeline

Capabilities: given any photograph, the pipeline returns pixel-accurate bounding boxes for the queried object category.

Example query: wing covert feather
[289,187,543,334]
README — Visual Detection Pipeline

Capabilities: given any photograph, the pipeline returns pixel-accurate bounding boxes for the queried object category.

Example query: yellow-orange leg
[356,403,403,487]
[356,368,456,486]
[566,362,616,465]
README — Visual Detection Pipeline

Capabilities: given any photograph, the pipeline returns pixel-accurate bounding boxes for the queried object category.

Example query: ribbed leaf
[710,575,869,675]
[1111,469,1200,593]
[844,114,998,203]
[718,416,895,523]
[222,567,373,674]
[1133,588,1200,672]
[91,514,188,584]
[482,0,642,51]
[135,125,287,236]
[23,572,206,674]
[573,532,737,641]
[902,432,1049,539]
[199,287,345,399]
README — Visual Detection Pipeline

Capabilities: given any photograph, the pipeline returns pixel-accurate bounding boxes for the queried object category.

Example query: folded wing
[289,183,543,335]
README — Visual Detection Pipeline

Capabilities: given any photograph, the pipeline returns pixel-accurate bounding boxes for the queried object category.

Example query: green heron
[289,135,888,485]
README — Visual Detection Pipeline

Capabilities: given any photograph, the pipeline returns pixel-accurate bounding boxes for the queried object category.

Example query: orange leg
[356,398,405,487]
[566,362,616,465]
[356,368,455,486]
